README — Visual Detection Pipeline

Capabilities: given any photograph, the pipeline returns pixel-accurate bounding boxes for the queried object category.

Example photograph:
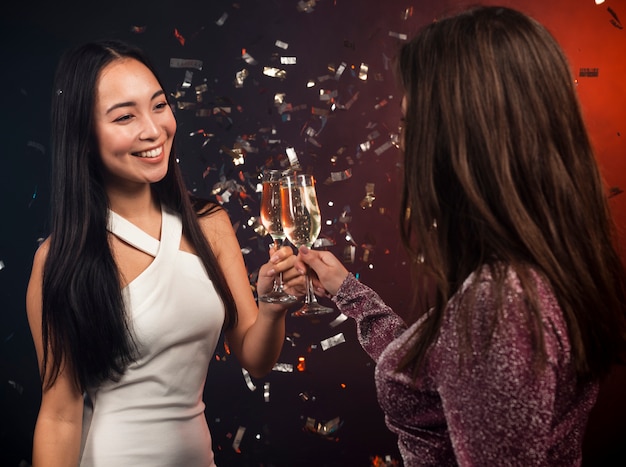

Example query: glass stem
[304,271,319,305]
[273,238,285,292]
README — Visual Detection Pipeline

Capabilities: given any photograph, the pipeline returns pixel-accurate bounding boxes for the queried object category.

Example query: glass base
[291,303,334,317]
[259,290,298,304]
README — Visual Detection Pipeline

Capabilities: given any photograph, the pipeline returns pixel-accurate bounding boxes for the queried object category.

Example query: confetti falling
[3,0,625,465]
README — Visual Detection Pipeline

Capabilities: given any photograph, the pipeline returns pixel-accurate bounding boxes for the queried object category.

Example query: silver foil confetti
[242,368,257,391]
[320,333,346,351]
[169,58,203,70]
[329,313,348,328]
[272,362,294,372]
[232,426,246,451]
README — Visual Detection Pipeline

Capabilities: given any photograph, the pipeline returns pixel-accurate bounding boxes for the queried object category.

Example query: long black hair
[396,6,626,380]
[42,39,236,391]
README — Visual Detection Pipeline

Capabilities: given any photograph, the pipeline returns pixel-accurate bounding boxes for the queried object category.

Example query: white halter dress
[79,205,224,466]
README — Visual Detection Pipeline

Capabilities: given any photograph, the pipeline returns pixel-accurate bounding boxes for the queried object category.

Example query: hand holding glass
[280,173,333,316]
[258,170,298,304]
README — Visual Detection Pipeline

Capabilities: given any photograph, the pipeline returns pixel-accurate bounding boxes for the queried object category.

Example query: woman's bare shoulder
[31,237,51,270]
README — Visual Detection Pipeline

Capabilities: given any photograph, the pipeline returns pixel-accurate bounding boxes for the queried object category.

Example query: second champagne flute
[259,169,298,304]
[280,173,334,316]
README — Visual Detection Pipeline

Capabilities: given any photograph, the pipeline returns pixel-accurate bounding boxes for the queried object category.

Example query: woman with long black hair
[26,39,303,466]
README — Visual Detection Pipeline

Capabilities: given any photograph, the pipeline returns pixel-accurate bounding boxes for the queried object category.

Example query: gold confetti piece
[362,247,372,262]
[248,216,267,236]
[360,182,376,209]
[177,102,197,110]
[304,416,343,437]
[358,63,369,81]
[213,106,232,115]
[296,0,317,13]
[169,58,203,70]
[275,39,289,49]
[297,356,306,372]
[218,145,245,165]
[263,66,287,79]
[305,417,316,431]
[321,333,346,351]
[234,68,249,88]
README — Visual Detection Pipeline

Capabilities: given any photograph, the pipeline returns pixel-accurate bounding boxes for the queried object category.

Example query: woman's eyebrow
[105,90,165,114]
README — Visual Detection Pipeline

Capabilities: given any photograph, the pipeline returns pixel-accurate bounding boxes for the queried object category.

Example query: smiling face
[93,57,176,193]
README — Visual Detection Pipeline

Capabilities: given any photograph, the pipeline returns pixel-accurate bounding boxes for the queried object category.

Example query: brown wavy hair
[396,6,626,379]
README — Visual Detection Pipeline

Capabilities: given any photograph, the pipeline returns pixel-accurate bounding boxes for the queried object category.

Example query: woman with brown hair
[298,5,626,465]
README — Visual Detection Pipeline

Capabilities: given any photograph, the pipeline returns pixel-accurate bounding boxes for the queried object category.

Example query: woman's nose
[139,115,161,140]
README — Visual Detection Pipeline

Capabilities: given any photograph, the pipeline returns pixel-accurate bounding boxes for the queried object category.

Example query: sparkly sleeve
[431,272,568,465]
[332,273,407,362]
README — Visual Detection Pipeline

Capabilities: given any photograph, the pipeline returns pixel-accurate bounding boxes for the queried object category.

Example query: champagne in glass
[280,173,333,316]
[258,170,297,304]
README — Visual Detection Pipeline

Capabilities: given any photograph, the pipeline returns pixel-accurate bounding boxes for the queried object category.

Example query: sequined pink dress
[332,268,598,466]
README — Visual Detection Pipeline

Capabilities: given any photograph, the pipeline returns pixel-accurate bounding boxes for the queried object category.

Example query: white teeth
[134,147,162,158]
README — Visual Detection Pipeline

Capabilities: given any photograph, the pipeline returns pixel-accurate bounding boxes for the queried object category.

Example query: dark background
[1,0,625,466]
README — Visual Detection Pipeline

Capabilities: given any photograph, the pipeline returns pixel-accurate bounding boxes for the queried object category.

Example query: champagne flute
[280,173,334,316]
[258,170,298,304]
